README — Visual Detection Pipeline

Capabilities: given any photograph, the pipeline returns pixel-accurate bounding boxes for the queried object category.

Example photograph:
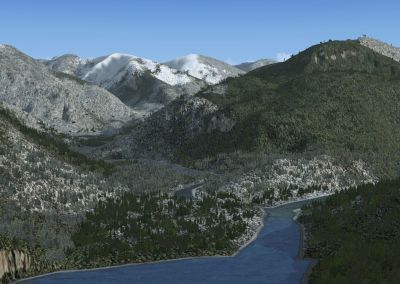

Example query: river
[20,199,321,284]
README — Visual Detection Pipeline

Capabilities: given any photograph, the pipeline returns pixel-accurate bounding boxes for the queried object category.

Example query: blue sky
[0,0,398,63]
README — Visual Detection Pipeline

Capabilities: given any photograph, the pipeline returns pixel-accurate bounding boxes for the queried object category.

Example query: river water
[21,199,319,284]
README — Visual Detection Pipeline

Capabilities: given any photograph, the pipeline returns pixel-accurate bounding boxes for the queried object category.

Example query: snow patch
[82,53,192,87]
[155,65,192,85]
[83,53,138,86]
[167,54,223,84]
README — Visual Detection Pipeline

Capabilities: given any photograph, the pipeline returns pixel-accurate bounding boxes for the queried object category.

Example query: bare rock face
[359,36,400,62]
[0,45,134,135]
[44,53,206,116]
[0,250,31,281]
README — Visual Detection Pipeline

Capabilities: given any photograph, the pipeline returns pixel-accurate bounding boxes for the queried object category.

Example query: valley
[1,36,400,283]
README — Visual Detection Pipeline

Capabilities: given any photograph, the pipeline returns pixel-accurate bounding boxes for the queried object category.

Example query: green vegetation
[2,39,400,283]
[299,179,400,283]
[67,189,259,267]
[0,105,115,176]
[0,105,201,281]
[185,40,400,177]
[0,234,28,251]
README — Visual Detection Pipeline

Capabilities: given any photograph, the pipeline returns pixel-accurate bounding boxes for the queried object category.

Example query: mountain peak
[164,54,244,84]
[83,52,195,88]
[50,53,80,60]
[250,39,400,78]
[0,44,15,50]
[0,44,28,56]
[0,45,134,135]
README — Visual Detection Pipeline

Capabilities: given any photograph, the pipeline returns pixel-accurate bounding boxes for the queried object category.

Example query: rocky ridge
[0,45,134,135]
[359,36,400,62]
[44,53,206,116]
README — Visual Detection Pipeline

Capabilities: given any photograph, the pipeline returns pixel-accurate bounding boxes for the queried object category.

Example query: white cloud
[225,58,236,65]
[276,52,292,62]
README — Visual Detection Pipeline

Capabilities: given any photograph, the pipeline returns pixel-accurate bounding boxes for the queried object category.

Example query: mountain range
[2,36,400,186]
[43,53,274,117]
[0,45,134,135]
[1,36,400,282]
[89,38,400,178]
[1,46,272,135]
[44,53,203,116]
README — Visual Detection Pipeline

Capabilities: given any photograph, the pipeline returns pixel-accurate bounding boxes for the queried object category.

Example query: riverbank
[16,210,264,283]
[17,195,329,283]
[293,197,329,284]
[298,220,317,284]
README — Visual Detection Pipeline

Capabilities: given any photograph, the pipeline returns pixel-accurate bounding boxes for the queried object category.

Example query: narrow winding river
[21,199,319,284]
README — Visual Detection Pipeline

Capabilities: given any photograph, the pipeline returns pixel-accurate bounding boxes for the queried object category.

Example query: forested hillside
[113,40,400,179]
[299,179,400,283]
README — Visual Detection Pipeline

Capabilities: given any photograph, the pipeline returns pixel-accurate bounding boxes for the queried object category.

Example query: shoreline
[232,207,266,257]
[15,194,331,283]
[293,197,330,284]
[298,220,319,284]
[16,210,266,283]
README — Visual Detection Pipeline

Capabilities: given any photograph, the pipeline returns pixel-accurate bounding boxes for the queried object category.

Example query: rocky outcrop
[0,250,31,281]
[359,36,400,62]
[0,45,134,135]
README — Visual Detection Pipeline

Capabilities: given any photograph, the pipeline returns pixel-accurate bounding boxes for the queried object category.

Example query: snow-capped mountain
[0,45,134,135]
[82,53,194,88]
[44,53,205,115]
[235,58,276,72]
[164,54,244,84]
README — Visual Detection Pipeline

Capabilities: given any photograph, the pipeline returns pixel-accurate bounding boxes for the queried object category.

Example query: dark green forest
[186,41,400,177]
[299,179,400,283]
[67,189,259,268]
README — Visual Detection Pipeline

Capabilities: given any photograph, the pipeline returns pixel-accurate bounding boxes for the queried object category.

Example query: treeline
[299,178,400,283]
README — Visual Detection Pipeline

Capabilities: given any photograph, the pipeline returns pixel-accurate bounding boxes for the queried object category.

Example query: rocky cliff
[0,250,31,281]
[359,36,400,62]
